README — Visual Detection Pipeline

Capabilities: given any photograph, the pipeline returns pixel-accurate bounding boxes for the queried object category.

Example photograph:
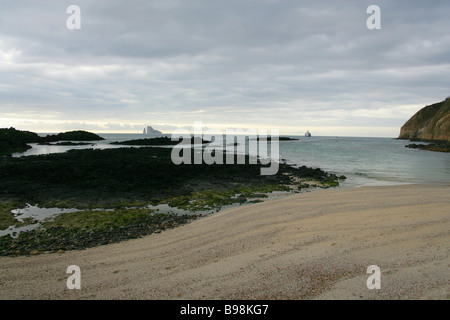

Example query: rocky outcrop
[399,97,450,141]
[44,130,105,142]
[0,128,41,156]
[0,128,104,156]
[143,126,162,135]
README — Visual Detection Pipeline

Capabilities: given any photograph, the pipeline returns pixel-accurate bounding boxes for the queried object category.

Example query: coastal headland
[398,97,450,152]
[0,184,448,299]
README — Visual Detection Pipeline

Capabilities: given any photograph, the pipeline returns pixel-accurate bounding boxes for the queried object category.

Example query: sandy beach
[0,184,449,300]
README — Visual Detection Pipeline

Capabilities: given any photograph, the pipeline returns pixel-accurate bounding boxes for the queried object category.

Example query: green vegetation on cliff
[398,97,450,152]
[399,97,450,142]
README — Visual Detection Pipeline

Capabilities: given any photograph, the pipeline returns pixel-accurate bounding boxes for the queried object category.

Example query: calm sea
[278,136,450,187]
[14,134,450,187]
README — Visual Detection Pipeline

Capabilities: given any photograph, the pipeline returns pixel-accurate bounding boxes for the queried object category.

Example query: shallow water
[0,205,81,238]
[0,189,299,238]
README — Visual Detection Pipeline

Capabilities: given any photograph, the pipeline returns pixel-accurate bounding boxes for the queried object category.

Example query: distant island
[250,137,299,141]
[44,130,104,142]
[0,128,104,156]
[143,126,162,135]
[111,136,298,146]
[264,136,298,141]
[111,136,211,146]
[39,141,95,146]
[398,97,450,152]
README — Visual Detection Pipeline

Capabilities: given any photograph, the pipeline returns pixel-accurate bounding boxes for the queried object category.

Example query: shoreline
[0,146,346,256]
[0,184,448,300]
[0,186,322,256]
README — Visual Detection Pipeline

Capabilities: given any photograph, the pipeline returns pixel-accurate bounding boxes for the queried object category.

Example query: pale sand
[0,184,449,300]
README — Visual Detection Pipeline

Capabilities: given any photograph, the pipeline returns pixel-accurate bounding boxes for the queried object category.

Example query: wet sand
[0,184,449,300]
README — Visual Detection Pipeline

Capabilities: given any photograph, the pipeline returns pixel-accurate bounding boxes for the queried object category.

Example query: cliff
[398,97,450,141]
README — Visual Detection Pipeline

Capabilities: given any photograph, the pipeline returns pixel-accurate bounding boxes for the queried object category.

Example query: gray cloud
[1,0,449,136]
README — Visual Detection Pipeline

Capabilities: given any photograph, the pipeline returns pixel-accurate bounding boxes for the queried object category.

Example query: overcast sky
[1,0,449,137]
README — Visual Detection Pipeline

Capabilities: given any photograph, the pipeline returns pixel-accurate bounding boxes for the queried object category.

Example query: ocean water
[278,136,450,187]
[13,133,450,187]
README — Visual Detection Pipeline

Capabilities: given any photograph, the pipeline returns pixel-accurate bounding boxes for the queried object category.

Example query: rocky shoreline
[0,212,200,256]
[0,137,345,257]
[405,140,450,153]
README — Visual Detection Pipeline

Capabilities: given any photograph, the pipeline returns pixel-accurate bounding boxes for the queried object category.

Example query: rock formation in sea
[143,126,162,135]
[398,97,450,141]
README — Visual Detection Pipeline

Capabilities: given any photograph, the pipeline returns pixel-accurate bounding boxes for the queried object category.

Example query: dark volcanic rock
[0,127,41,156]
[44,130,104,142]
[0,128,104,156]
[405,142,450,153]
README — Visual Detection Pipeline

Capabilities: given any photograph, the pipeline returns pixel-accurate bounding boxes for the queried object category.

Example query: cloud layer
[1,0,449,136]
